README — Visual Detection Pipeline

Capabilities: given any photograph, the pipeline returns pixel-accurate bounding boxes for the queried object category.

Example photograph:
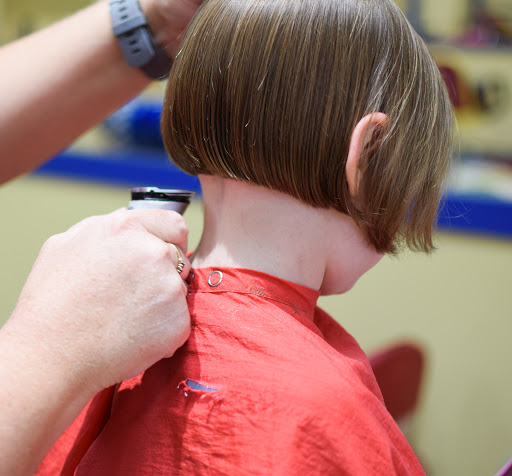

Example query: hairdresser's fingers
[113,208,189,252]
[119,210,192,279]
[66,209,192,278]
[140,0,204,55]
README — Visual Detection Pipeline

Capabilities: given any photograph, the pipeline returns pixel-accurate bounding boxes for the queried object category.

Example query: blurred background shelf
[34,148,512,240]
[34,149,201,192]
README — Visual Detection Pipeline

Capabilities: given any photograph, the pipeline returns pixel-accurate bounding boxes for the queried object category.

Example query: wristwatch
[109,0,173,80]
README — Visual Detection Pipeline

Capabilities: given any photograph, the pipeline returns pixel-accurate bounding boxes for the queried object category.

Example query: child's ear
[345,112,388,199]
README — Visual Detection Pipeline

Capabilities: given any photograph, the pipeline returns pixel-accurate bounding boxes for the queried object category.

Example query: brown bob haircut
[162,0,454,254]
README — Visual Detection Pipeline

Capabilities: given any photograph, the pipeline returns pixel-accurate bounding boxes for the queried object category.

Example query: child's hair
[161,0,454,254]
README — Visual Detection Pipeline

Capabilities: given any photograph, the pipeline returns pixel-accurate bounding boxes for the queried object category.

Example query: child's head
[162,0,454,254]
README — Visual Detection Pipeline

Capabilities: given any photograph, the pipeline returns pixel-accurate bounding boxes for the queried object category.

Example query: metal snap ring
[208,270,223,288]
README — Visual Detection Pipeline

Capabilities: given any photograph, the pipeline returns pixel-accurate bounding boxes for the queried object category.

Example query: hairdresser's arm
[0,209,191,476]
[0,0,201,185]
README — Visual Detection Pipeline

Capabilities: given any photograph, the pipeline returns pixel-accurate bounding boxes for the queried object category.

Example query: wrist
[2,310,99,401]
[109,0,173,79]
[0,321,96,475]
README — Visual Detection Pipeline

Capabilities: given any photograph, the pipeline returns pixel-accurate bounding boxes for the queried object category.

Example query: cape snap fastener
[208,271,223,287]
[184,269,195,286]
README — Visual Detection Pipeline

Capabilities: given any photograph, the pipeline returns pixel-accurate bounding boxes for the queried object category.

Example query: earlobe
[345,112,388,199]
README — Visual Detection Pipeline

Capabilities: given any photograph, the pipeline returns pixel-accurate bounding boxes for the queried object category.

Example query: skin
[0,1,201,474]
[345,113,389,199]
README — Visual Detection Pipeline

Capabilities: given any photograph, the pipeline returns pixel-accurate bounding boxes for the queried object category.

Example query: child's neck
[191,176,382,294]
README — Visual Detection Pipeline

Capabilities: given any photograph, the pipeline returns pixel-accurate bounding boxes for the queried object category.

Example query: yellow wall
[431,46,512,156]
[420,0,511,37]
[1,176,511,476]
[2,0,91,42]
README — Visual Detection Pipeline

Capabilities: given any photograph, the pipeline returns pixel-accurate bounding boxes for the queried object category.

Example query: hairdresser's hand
[0,209,191,475]
[141,0,203,54]
[4,208,191,394]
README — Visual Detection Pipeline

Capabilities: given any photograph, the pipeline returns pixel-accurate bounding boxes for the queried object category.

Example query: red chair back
[369,343,425,421]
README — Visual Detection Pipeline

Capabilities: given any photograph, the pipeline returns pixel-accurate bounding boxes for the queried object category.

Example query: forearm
[0,0,151,184]
[0,320,96,476]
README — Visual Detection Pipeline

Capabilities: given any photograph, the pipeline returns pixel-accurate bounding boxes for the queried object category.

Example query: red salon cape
[37,267,425,475]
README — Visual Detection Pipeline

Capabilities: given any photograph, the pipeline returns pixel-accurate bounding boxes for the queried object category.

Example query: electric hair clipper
[128,187,195,215]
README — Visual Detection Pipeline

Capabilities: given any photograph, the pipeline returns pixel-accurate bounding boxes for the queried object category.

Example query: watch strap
[109,0,172,80]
